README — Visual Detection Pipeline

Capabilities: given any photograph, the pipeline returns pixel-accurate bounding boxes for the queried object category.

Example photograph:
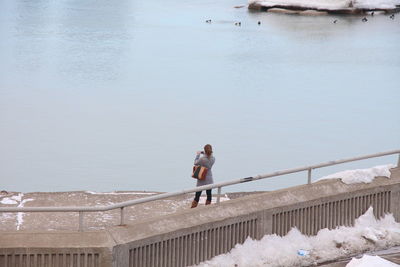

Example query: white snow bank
[0,197,18,205]
[346,254,399,267]
[317,164,394,184]
[0,194,29,205]
[249,0,400,11]
[196,207,400,267]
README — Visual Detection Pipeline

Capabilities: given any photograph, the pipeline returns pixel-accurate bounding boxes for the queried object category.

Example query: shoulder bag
[192,165,208,180]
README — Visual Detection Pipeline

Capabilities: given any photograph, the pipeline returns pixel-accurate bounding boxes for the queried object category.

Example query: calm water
[0,0,399,193]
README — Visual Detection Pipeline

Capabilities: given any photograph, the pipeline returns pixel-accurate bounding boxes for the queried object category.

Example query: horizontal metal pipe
[0,205,110,212]
[1,149,398,213]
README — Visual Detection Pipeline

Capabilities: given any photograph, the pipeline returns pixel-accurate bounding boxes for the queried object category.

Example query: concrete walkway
[0,190,261,231]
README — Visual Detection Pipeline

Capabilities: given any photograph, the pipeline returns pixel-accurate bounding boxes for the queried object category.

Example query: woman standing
[191,144,215,208]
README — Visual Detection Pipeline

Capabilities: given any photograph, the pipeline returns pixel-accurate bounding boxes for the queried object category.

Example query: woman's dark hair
[204,144,213,157]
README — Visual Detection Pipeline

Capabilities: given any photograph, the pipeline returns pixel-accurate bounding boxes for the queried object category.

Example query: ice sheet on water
[249,0,400,10]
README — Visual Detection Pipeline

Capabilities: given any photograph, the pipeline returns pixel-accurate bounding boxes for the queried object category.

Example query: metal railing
[1,149,399,231]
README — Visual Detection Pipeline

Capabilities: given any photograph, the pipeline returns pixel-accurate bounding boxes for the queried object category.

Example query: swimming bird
[362,17,368,22]
[390,14,395,19]
[234,22,241,26]
[258,21,261,25]
[371,11,374,16]
[333,19,337,23]
[205,19,212,23]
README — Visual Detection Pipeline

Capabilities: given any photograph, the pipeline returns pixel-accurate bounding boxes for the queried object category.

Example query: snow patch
[317,164,394,184]
[346,254,399,267]
[11,194,22,202]
[0,213,14,220]
[0,197,18,205]
[13,194,34,231]
[196,207,400,267]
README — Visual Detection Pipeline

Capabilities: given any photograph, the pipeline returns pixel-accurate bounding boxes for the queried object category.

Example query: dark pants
[194,189,212,202]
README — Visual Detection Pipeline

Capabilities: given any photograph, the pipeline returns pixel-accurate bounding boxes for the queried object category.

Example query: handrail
[1,149,399,231]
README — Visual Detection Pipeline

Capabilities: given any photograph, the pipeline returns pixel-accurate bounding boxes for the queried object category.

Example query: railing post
[79,211,84,231]
[398,153,400,167]
[120,207,125,226]
[307,168,312,184]
[217,187,222,204]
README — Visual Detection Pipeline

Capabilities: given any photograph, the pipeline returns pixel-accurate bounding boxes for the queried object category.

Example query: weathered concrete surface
[0,191,188,231]
[0,191,245,231]
[0,231,115,248]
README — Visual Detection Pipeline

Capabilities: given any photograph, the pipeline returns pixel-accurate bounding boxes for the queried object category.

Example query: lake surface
[0,0,399,193]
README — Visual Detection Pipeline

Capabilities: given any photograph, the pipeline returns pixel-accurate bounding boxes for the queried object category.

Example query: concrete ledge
[0,231,116,248]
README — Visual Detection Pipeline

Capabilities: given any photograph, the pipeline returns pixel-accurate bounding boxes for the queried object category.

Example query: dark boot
[205,200,211,205]
[191,200,198,208]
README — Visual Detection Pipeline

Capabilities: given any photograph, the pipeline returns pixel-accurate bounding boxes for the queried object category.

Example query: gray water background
[0,0,399,193]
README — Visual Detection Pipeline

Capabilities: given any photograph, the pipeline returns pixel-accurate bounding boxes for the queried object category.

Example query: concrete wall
[0,249,106,267]
[0,231,115,267]
[1,167,399,267]
[111,169,400,267]
[112,214,259,267]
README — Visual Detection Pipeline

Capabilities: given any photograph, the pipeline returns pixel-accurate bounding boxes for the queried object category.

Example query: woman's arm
[194,154,201,165]
[209,157,215,167]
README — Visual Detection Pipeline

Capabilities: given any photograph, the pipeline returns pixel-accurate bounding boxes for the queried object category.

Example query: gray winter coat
[194,154,215,186]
